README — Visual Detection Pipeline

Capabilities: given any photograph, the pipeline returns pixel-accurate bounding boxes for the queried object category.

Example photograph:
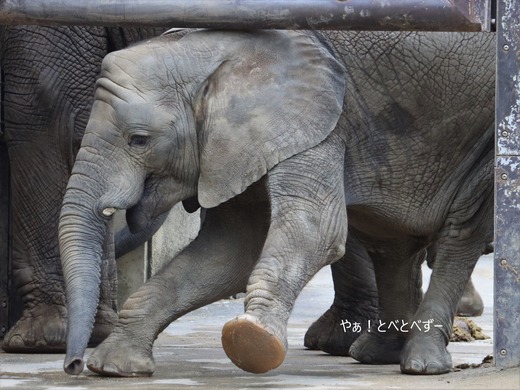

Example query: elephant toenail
[426,361,444,374]
[408,359,424,372]
[103,363,121,375]
[87,357,99,368]
[8,336,25,348]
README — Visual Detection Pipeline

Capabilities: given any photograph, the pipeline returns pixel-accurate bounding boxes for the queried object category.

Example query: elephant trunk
[59,172,112,375]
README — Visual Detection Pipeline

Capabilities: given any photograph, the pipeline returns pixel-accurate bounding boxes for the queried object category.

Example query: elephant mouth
[124,176,162,233]
[98,175,152,229]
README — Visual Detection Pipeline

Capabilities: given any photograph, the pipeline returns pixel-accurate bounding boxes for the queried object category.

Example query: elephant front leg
[87,195,269,377]
[221,145,348,374]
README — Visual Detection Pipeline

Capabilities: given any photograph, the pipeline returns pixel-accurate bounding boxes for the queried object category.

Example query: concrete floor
[1,254,519,389]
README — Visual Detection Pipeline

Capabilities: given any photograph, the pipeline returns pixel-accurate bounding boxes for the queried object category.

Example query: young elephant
[58,30,495,376]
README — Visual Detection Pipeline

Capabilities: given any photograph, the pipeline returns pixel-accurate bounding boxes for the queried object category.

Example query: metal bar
[0,140,9,339]
[0,62,11,338]
[0,0,492,31]
[494,0,520,370]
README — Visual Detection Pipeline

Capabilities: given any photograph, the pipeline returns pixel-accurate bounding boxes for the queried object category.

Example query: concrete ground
[1,254,519,389]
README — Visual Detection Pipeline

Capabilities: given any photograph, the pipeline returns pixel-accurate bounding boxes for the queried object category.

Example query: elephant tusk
[102,207,117,217]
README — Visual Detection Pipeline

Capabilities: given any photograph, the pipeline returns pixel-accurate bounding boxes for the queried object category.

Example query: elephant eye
[129,134,149,147]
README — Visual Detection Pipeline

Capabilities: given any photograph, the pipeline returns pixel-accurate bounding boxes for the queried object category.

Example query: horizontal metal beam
[0,0,492,31]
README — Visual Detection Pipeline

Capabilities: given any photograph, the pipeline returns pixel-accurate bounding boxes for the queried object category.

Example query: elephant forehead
[114,102,173,129]
[100,49,176,98]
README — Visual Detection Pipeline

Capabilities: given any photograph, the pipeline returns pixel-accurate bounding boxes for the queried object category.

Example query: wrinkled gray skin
[0,25,168,352]
[59,30,495,376]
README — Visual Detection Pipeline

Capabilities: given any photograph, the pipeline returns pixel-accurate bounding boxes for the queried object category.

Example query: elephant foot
[1,304,67,352]
[304,305,368,356]
[1,303,117,353]
[349,329,405,364]
[221,314,286,374]
[400,334,452,375]
[456,280,484,317]
[87,332,155,377]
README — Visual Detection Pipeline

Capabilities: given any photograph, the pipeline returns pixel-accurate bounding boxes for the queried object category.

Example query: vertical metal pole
[0,62,9,337]
[0,148,7,339]
[494,0,520,369]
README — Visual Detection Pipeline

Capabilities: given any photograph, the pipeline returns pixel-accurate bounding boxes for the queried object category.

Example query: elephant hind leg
[304,232,379,356]
[348,238,425,365]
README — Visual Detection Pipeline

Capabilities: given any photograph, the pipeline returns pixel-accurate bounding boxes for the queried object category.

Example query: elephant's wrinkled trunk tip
[64,356,84,375]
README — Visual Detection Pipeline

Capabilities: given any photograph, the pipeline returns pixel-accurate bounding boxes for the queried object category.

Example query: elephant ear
[196,31,346,209]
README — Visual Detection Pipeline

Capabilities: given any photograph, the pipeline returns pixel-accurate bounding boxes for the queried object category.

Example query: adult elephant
[58,30,495,376]
[0,25,170,352]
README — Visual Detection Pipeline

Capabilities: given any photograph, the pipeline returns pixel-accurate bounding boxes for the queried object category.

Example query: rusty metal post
[0,115,9,339]
[0,0,492,31]
[494,0,520,370]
